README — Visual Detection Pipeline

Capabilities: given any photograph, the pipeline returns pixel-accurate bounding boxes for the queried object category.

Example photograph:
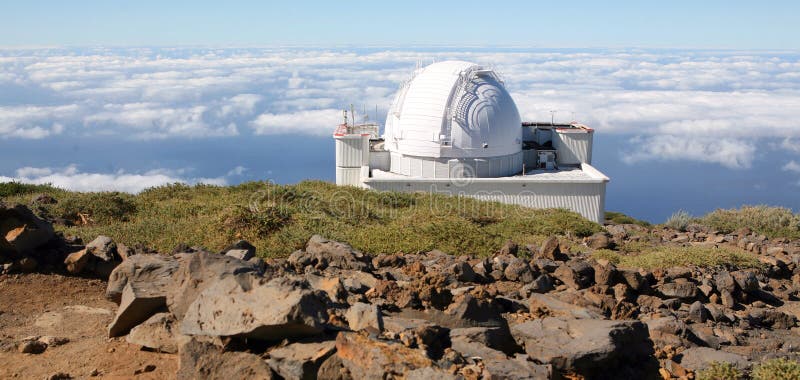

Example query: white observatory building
[334,61,609,223]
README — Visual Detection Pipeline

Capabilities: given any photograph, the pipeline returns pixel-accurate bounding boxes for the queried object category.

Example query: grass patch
[592,246,762,270]
[665,210,692,232]
[699,205,800,239]
[1,180,602,257]
[605,211,651,227]
[752,358,800,380]
[696,361,743,380]
[0,182,62,197]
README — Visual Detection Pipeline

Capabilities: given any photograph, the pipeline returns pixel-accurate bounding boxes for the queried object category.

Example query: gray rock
[732,270,759,292]
[553,260,594,290]
[499,240,519,256]
[714,270,737,293]
[620,270,647,292]
[445,294,506,328]
[0,204,55,257]
[86,235,118,262]
[345,302,383,333]
[316,354,353,380]
[678,347,750,371]
[593,261,618,286]
[222,239,256,261]
[181,275,328,341]
[504,258,535,283]
[449,261,477,283]
[126,312,178,353]
[510,317,654,378]
[529,293,602,319]
[288,235,371,271]
[688,301,708,323]
[108,282,169,337]
[449,326,519,357]
[406,367,459,380]
[267,341,337,380]
[523,274,555,295]
[106,254,180,304]
[538,236,564,261]
[585,232,612,249]
[167,251,259,321]
[483,356,553,380]
[658,281,698,300]
[177,338,275,380]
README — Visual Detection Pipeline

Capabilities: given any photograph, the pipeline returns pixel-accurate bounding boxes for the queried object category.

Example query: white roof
[369,164,608,184]
[384,61,522,159]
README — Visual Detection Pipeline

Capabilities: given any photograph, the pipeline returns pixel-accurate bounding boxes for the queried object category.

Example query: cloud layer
[0,165,232,193]
[0,47,799,176]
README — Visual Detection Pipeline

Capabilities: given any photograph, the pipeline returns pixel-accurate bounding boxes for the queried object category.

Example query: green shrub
[700,205,800,239]
[1,180,604,257]
[0,182,59,197]
[665,210,693,231]
[591,246,762,270]
[696,361,742,380]
[56,192,137,224]
[605,211,652,227]
[752,358,800,380]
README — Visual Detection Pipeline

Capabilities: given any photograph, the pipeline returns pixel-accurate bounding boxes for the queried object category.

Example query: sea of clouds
[1,47,799,192]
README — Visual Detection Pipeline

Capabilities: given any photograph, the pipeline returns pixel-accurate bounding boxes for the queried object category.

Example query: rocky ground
[2,201,800,379]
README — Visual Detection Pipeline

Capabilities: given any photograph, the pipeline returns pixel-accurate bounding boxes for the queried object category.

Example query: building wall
[553,130,593,165]
[388,152,523,178]
[363,178,606,223]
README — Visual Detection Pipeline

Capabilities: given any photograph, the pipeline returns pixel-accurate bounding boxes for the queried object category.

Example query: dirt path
[0,273,176,379]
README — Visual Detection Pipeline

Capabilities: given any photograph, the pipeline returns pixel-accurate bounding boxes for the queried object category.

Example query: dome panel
[384,61,521,159]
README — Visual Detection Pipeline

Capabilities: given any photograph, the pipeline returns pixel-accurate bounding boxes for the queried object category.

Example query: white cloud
[226,166,247,176]
[1,47,800,170]
[622,135,757,169]
[250,109,341,136]
[0,164,234,193]
[779,138,800,154]
[783,160,800,173]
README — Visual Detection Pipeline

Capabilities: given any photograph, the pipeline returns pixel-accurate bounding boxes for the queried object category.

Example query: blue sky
[2,1,799,48]
[0,3,799,222]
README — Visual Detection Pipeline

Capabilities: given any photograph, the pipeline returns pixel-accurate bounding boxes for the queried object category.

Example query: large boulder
[528,293,603,319]
[658,280,698,300]
[106,253,180,303]
[511,317,655,378]
[345,302,383,333]
[180,274,329,341]
[449,326,520,357]
[483,356,553,380]
[444,294,506,328]
[126,312,179,353]
[288,235,372,272]
[0,203,55,257]
[167,251,260,320]
[108,282,171,337]
[677,347,750,372]
[177,338,275,380]
[335,332,432,378]
[266,340,337,380]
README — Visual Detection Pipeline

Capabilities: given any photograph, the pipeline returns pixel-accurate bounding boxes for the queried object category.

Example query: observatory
[334,61,609,223]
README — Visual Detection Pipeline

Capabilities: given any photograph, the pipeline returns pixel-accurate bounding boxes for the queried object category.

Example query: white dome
[384,61,521,159]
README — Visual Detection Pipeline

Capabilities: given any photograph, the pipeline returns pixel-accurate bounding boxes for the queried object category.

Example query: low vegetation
[699,205,800,240]
[696,361,742,380]
[592,246,762,270]
[605,211,651,227]
[751,358,800,380]
[0,180,602,257]
[665,210,693,232]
